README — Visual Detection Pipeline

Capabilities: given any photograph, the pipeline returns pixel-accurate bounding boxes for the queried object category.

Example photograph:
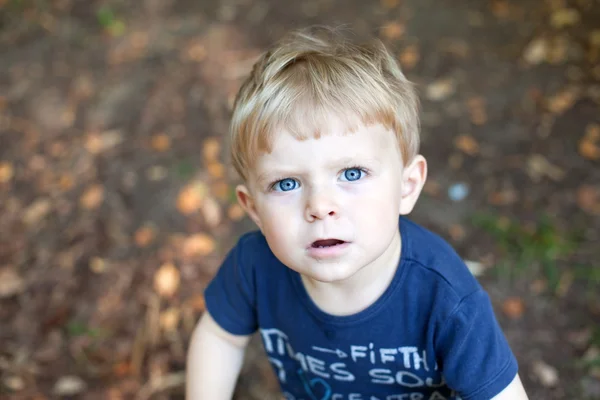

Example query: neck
[301,228,402,316]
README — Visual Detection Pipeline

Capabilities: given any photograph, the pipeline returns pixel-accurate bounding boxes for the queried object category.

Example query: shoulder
[400,217,481,302]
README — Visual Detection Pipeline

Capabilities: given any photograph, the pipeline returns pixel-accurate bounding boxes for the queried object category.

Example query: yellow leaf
[201,196,222,228]
[502,297,525,319]
[399,45,420,69]
[160,308,181,333]
[227,204,245,221]
[211,181,231,202]
[134,225,156,247]
[187,294,206,312]
[24,198,51,225]
[550,8,580,28]
[151,134,171,152]
[579,139,600,160]
[80,184,104,210]
[154,262,180,298]
[202,138,221,162]
[207,162,225,179]
[380,22,405,41]
[0,162,14,183]
[182,234,216,257]
[454,134,479,156]
[176,183,206,215]
[547,90,577,114]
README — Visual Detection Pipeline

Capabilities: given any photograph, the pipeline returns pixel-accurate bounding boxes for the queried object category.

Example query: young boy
[187,27,529,400]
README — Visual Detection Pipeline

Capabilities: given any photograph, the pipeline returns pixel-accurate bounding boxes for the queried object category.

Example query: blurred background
[1,0,599,398]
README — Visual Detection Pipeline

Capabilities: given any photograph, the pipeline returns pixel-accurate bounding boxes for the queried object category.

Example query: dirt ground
[1,0,599,399]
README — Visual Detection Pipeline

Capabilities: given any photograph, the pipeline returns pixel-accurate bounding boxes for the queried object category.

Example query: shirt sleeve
[203,235,258,335]
[435,289,518,400]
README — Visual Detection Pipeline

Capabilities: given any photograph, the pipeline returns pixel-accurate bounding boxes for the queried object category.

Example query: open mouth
[311,239,346,248]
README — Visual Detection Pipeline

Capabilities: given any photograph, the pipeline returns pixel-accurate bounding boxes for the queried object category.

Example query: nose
[304,189,339,222]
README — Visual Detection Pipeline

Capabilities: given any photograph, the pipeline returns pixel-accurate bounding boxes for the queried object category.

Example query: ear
[236,184,263,229]
[399,155,427,215]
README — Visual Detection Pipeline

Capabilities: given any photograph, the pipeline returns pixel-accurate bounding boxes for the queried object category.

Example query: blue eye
[274,178,299,192]
[342,168,363,182]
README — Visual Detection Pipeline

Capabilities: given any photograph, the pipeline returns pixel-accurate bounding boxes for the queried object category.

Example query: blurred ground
[1,0,599,399]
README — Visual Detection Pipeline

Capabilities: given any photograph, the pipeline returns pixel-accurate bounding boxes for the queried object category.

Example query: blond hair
[229,26,420,181]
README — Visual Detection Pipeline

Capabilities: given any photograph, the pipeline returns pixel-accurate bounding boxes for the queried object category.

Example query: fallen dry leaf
[380,0,400,9]
[85,130,123,154]
[490,0,510,19]
[201,196,222,228]
[380,21,405,41]
[202,138,221,163]
[448,224,466,241]
[160,308,181,333]
[399,45,420,69]
[579,139,600,160]
[550,8,580,28]
[227,204,245,221]
[577,185,600,215]
[24,198,52,225]
[176,183,206,215]
[426,79,456,101]
[502,297,525,319]
[0,162,14,183]
[154,262,180,298]
[488,189,518,206]
[207,162,225,179]
[187,294,206,312]
[151,134,171,152]
[454,134,479,156]
[523,37,548,65]
[527,154,566,182]
[183,234,216,257]
[134,225,156,247]
[532,360,559,387]
[80,184,104,210]
[53,376,87,396]
[212,181,231,202]
[0,267,25,298]
[89,257,109,274]
[3,376,25,391]
[467,96,487,125]
[547,89,578,114]
[58,174,74,191]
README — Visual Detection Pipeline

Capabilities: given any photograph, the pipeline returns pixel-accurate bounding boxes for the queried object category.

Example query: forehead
[252,120,401,173]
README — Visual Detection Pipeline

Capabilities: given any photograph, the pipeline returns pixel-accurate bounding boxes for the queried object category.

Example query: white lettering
[411,394,424,400]
[268,357,286,383]
[332,395,343,400]
[412,350,428,371]
[380,348,398,364]
[369,343,375,364]
[398,347,417,369]
[396,371,424,388]
[351,345,368,362]
[428,392,447,400]
[385,395,409,400]
[306,355,329,378]
[349,394,363,400]
[331,362,355,382]
[425,375,446,388]
[294,352,308,371]
[369,368,395,384]
[260,329,288,355]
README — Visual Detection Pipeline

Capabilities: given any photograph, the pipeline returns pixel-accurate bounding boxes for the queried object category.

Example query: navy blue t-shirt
[205,217,518,400]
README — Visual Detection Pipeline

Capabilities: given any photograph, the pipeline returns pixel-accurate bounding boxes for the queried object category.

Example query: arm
[491,374,529,400]
[186,311,251,400]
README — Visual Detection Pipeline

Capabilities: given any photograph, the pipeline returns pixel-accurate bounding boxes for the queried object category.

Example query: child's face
[236,115,426,284]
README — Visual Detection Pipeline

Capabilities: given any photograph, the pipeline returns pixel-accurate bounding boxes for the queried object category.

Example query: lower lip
[306,242,350,259]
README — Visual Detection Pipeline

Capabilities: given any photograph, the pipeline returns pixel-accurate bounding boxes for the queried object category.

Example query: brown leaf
[577,185,600,215]
[0,162,14,183]
[207,162,225,179]
[399,45,420,69]
[547,89,578,114]
[212,181,231,202]
[134,225,156,247]
[527,154,566,182]
[85,130,123,154]
[467,96,487,125]
[380,0,400,9]
[502,297,525,319]
[491,0,510,18]
[58,174,74,191]
[183,234,216,257]
[579,139,600,160]
[523,38,548,65]
[227,204,245,221]
[0,267,25,298]
[488,189,518,206]
[448,224,466,241]
[380,22,405,41]
[454,134,479,156]
[426,79,456,101]
[24,198,52,225]
[80,184,104,210]
[202,138,221,162]
[187,294,206,312]
[89,257,109,274]
[154,262,180,298]
[176,183,206,215]
[151,134,171,152]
